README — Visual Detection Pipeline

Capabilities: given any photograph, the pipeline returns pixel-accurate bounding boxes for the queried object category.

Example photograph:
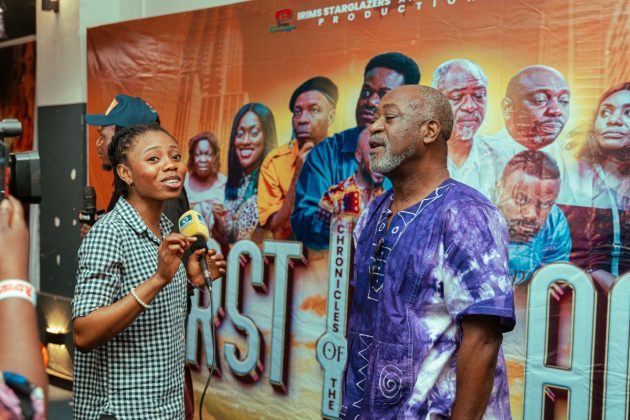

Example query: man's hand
[0,196,29,279]
[451,315,503,420]
[296,141,315,173]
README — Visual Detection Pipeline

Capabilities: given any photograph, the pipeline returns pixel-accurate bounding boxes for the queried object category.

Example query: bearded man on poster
[291,52,420,250]
[432,59,498,199]
[342,85,515,419]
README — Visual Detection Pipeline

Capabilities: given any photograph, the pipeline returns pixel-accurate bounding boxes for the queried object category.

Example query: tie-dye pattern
[342,180,515,420]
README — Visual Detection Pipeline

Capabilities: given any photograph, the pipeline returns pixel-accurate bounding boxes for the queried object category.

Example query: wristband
[0,279,36,305]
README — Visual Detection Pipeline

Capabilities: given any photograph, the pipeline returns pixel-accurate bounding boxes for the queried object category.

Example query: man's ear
[355,148,362,164]
[117,164,132,186]
[423,120,441,145]
[502,97,513,123]
[327,108,336,127]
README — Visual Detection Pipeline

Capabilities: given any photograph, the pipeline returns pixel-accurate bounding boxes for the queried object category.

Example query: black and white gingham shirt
[72,198,187,420]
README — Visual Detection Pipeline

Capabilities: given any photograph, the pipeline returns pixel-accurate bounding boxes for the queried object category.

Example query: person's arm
[290,139,337,249]
[542,206,572,264]
[0,196,48,395]
[440,200,515,419]
[451,315,503,420]
[266,143,314,239]
[73,233,193,352]
[590,269,616,291]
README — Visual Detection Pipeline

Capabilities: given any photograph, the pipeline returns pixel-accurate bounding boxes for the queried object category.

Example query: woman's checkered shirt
[72,198,188,420]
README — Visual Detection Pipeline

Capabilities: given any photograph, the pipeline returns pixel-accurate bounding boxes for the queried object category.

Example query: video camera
[0,119,41,203]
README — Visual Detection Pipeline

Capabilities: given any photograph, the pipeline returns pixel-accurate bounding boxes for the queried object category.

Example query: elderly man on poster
[342,85,515,419]
[291,52,420,249]
[432,59,498,198]
[258,76,338,240]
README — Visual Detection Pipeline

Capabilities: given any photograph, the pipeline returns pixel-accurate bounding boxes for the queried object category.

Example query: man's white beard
[371,141,417,174]
[460,126,475,141]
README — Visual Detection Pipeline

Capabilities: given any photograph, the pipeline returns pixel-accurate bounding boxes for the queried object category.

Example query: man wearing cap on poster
[82,94,190,237]
[291,52,420,250]
[258,76,338,240]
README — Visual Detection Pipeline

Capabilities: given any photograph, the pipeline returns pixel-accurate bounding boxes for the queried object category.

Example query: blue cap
[85,94,159,127]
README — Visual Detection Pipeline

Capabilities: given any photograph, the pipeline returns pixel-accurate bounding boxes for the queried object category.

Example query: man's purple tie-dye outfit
[342,180,515,419]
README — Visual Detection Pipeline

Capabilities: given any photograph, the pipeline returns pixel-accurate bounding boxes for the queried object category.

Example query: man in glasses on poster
[342,85,515,419]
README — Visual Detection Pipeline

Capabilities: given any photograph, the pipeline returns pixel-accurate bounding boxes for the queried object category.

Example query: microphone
[78,186,97,226]
[178,209,216,289]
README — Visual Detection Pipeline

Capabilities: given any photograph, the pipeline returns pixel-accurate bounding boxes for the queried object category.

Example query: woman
[563,83,630,290]
[184,132,226,233]
[72,125,225,419]
[579,82,630,211]
[214,103,277,244]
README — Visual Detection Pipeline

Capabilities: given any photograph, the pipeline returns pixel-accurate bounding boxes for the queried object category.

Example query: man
[291,52,420,249]
[258,76,337,240]
[432,59,498,198]
[318,127,385,224]
[488,65,570,158]
[495,150,571,284]
[342,85,515,419]
[83,94,189,236]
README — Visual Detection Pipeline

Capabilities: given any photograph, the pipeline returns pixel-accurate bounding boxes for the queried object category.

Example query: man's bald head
[394,85,454,142]
[506,65,567,99]
[503,65,570,149]
[367,85,453,175]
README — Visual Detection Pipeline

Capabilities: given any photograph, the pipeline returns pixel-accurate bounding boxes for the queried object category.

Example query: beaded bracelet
[130,288,151,310]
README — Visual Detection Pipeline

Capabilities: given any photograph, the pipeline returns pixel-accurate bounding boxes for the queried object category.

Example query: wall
[37,0,247,107]
[33,0,247,297]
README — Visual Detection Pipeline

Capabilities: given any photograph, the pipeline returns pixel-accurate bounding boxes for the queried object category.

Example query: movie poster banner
[86,0,629,418]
